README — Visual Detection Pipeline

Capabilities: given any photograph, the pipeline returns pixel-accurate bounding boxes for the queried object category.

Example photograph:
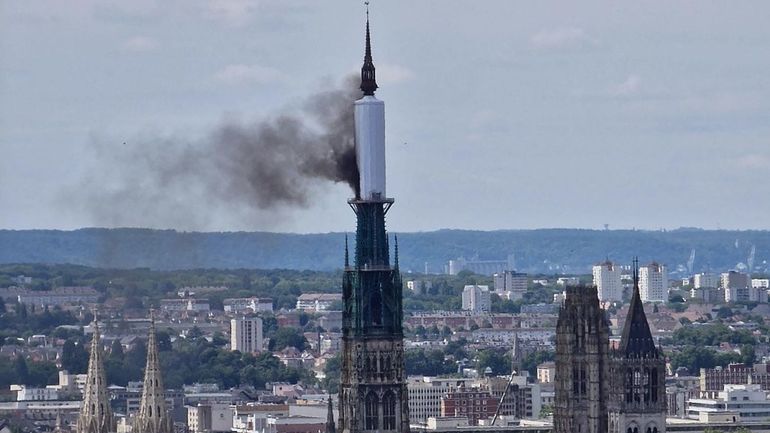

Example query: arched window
[650,368,658,402]
[371,291,382,326]
[626,368,633,403]
[383,392,397,430]
[643,368,651,403]
[633,369,641,403]
[365,392,379,430]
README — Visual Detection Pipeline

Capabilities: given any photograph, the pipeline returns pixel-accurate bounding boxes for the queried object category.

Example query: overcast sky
[2,1,769,233]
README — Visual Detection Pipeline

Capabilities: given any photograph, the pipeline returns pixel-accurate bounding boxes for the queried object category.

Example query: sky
[1,1,769,233]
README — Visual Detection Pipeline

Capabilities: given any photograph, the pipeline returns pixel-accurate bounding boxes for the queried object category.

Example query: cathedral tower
[133,311,173,433]
[608,260,666,433]
[77,317,116,433]
[339,9,410,433]
[554,285,610,433]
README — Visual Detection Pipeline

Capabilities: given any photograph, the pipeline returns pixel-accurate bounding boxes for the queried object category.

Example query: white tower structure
[592,260,622,302]
[354,24,386,201]
[77,317,115,433]
[639,262,667,302]
[230,317,263,353]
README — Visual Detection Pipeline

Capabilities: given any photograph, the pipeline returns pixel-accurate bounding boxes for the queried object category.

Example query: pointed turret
[360,6,378,96]
[618,258,659,358]
[77,314,115,433]
[133,311,173,433]
[325,395,336,433]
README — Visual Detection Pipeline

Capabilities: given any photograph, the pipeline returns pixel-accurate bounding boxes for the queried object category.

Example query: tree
[268,327,308,351]
[476,349,510,375]
[61,340,89,374]
[322,354,341,393]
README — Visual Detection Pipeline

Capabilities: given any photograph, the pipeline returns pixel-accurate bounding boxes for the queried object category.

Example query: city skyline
[2,1,770,233]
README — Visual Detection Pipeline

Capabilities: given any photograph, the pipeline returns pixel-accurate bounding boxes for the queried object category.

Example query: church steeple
[360,5,378,96]
[133,310,173,433]
[618,258,658,358]
[326,395,336,433]
[77,313,115,433]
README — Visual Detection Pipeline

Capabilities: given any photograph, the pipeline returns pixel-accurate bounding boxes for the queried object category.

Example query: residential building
[639,262,667,302]
[593,261,622,302]
[448,256,514,276]
[687,384,770,422]
[10,385,59,401]
[187,403,233,433]
[493,271,528,301]
[537,362,556,384]
[753,279,770,289]
[693,273,719,289]
[407,280,432,295]
[230,317,263,354]
[223,298,273,313]
[440,387,497,425]
[295,293,341,312]
[159,298,210,312]
[407,377,472,423]
[17,286,99,307]
[461,285,491,313]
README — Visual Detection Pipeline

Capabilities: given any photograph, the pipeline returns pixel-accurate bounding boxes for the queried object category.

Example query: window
[383,392,396,430]
[365,393,379,430]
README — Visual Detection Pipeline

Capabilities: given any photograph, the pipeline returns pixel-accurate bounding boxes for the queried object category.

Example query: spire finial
[344,234,350,267]
[633,257,639,289]
[360,2,378,95]
[394,234,399,268]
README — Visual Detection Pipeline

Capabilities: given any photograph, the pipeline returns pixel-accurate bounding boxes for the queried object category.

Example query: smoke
[73,76,361,230]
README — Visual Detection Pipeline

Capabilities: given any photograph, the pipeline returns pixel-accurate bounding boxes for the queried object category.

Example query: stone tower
[338,9,409,433]
[77,318,116,433]
[554,285,610,433]
[132,312,173,433]
[608,261,666,433]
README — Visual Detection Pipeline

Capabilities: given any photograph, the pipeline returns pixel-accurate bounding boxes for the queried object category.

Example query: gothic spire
[618,257,658,358]
[360,4,378,96]
[325,395,336,433]
[133,310,173,433]
[77,313,115,433]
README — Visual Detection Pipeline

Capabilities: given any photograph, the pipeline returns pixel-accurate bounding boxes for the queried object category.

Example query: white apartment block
[230,317,263,354]
[592,261,622,302]
[693,273,720,289]
[687,384,770,422]
[461,285,491,313]
[752,279,770,289]
[10,385,58,401]
[187,403,234,433]
[223,298,273,313]
[407,377,472,422]
[296,293,341,312]
[640,262,667,302]
[722,271,755,303]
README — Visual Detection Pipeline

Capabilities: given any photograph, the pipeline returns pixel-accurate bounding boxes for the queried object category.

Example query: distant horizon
[3,225,770,234]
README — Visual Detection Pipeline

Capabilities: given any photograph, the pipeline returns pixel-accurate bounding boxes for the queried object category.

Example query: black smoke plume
[74,76,361,229]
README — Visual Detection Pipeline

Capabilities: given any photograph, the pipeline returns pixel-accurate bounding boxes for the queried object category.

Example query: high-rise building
[230,317,263,354]
[338,12,409,433]
[722,271,751,303]
[639,263,667,302]
[493,271,528,301]
[133,312,173,433]
[76,317,116,433]
[593,261,622,302]
[553,285,610,433]
[608,262,666,433]
[693,273,719,289]
[461,285,491,313]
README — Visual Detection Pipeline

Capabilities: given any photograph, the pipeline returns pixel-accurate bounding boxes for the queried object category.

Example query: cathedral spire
[325,395,336,433]
[133,310,173,433]
[618,257,658,358]
[360,4,378,96]
[77,312,115,433]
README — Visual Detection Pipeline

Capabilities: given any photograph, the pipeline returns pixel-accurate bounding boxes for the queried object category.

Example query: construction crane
[491,369,517,425]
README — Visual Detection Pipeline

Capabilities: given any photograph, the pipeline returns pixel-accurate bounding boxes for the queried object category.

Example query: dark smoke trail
[71,76,361,230]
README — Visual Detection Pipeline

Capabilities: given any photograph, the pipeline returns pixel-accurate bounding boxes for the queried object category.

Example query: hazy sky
[2,1,769,233]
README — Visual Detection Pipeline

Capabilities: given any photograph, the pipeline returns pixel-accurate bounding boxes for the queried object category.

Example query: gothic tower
[554,285,610,433]
[608,260,666,433]
[77,317,116,433]
[338,10,409,433]
[133,311,173,433]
